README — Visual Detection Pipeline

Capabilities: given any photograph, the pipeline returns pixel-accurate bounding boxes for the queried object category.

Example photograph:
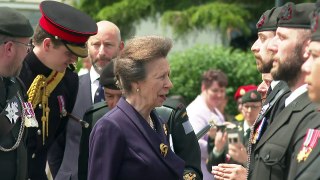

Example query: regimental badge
[57,96,67,117]
[280,2,293,20]
[160,143,168,157]
[183,172,197,180]
[5,97,21,124]
[256,14,266,29]
[23,102,38,127]
[311,10,320,33]
[297,129,320,163]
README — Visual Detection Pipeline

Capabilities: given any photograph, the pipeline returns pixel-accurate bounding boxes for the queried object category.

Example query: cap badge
[280,4,293,20]
[311,11,319,33]
[250,92,257,100]
[256,15,266,29]
[240,89,246,96]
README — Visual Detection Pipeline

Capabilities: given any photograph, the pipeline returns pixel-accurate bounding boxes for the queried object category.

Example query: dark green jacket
[0,77,28,180]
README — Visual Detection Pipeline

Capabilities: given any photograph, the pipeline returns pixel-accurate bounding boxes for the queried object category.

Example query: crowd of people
[0,0,320,180]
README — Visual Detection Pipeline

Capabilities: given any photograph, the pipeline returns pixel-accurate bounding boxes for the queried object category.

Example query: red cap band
[39,16,88,44]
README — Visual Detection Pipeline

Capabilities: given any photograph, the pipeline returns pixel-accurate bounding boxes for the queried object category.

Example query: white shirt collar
[243,120,251,136]
[270,80,280,90]
[285,84,307,107]
[89,66,100,83]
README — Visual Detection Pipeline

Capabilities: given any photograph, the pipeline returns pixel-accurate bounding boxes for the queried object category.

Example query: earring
[136,88,140,92]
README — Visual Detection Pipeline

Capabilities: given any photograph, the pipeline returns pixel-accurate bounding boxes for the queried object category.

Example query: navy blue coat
[88,97,184,180]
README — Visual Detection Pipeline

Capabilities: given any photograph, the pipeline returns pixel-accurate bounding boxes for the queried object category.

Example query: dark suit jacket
[287,112,320,180]
[48,73,92,179]
[88,97,185,180]
[250,92,319,180]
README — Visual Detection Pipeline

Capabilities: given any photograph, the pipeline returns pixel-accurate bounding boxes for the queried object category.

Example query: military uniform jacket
[88,97,185,180]
[248,81,290,177]
[287,111,320,180]
[250,92,318,180]
[19,51,79,179]
[0,77,28,180]
[157,102,203,180]
[78,101,108,180]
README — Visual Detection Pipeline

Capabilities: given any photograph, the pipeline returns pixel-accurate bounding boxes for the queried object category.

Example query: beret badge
[280,3,293,20]
[250,92,257,100]
[311,11,319,33]
[256,15,266,29]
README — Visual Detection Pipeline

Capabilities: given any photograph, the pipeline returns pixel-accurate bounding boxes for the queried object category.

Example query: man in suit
[0,7,34,180]
[49,20,124,179]
[287,3,320,179]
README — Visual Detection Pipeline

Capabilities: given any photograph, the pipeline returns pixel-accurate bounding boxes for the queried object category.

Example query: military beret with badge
[38,0,97,58]
[256,6,282,32]
[310,1,320,41]
[0,6,33,37]
[277,2,315,29]
[241,90,262,104]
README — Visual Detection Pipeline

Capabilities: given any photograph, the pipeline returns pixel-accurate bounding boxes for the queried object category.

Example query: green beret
[99,60,119,90]
[256,7,282,32]
[0,7,33,37]
[277,2,315,29]
[241,90,261,104]
[310,2,320,41]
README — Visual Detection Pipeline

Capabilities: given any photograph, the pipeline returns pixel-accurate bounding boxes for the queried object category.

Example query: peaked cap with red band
[39,0,97,57]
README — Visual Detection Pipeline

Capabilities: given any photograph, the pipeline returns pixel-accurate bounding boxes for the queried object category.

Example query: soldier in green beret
[0,6,34,180]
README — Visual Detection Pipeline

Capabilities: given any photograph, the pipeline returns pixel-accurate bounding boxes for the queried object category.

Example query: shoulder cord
[27,71,65,145]
[0,92,25,152]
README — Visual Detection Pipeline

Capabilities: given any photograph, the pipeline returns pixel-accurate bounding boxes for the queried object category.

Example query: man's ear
[42,38,52,52]
[3,41,14,56]
[302,40,311,60]
[201,83,206,92]
[119,41,124,51]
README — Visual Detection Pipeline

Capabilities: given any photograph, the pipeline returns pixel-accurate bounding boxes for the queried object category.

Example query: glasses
[3,40,34,52]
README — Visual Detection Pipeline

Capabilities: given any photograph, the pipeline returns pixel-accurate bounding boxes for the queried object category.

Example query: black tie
[245,128,251,140]
[266,86,272,96]
[94,85,105,104]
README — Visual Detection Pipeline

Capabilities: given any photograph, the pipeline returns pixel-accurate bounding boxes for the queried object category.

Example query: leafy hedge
[168,45,260,115]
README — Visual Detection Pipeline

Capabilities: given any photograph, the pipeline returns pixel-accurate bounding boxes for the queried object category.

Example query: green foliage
[161,2,251,38]
[168,45,260,115]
